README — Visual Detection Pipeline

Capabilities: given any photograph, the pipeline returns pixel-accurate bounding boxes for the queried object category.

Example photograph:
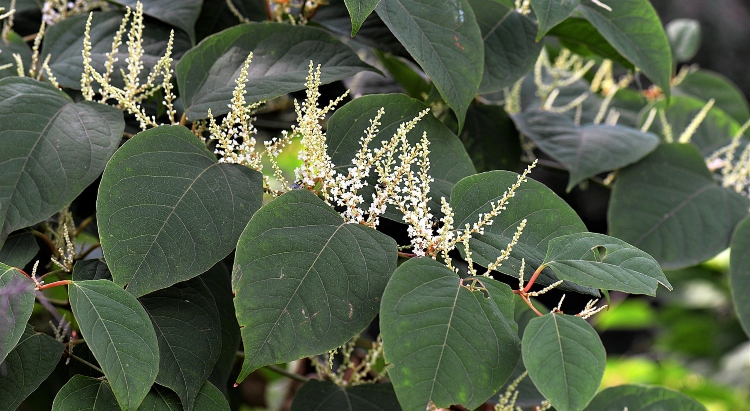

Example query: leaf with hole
[522,313,605,411]
[380,258,520,411]
[69,279,160,410]
[0,263,35,364]
[232,190,397,382]
[97,125,263,297]
[291,380,401,411]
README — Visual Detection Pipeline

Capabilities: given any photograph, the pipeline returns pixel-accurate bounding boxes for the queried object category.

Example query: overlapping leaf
[609,144,750,269]
[134,386,182,411]
[0,326,64,411]
[51,375,120,411]
[193,381,230,410]
[549,18,632,69]
[0,263,35,364]
[584,384,707,411]
[514,109,659,191]
[461,104,521,172]
[112,0,202,44]
[522,313,605,411]
[291,380,401,411]
[97,125,263,297]
[530,0,579,40]
[0,231,38,268]
[376,0,483,130]
[176,22,375,119]
[0,33,31,80]
[69,279,160,410]
[139,278,221,411]
[345,0,381,36]
[730,215,750,338]
[380,258,520,410]
[0,77,124,246]
[232,190,397,382]
[72,259,113,281]
[673,69,750,123]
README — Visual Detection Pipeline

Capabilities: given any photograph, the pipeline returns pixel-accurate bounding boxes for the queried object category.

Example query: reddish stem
[523,264,546,294]
[37,279,72,290]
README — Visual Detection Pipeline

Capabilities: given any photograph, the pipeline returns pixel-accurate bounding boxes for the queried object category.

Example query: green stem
[265,364,310,383]
[69,353,104,375]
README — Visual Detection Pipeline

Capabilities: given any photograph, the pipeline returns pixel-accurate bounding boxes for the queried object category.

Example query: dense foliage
[0,0,748,410]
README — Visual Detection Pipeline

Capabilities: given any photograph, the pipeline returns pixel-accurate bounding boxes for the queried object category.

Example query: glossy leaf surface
[291,380,401,411]
[0,263,34,364]
[584,384,707,411]
[381,258,520,411]
[232,190,397,381]
[730,215,750,338]
[97,125,263,297]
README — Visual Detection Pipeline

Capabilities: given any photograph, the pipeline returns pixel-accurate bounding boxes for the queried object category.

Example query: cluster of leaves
[0,0,749,410]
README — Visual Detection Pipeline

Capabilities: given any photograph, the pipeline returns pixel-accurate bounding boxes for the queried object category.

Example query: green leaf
[380,258,520,410]
[42,11,191,90]
[291,380,401,411]
[450,171,596,294]
[609,143,750,269]
[69,279,160,410]
[0,231,38,268]
[673,69,750,123]
[513,109,659,191]
[461,103,521,172]
[730,215,750,338]
[0,0,39,12]
[72,259,113,281]
[576,0,672,98]
[548,18,633,70]
[373,50,430,99]
[326,93,475,220]
[522,313,605,411]
[232,190,397,381]
[135,386,182,411]
[51,375,120,411]
[530,0,579,40]
[0,263,35,364]
[666,18,701,63]
[345,0,381,36]
[0,77,124,245]
[202,263,241,394]
[542,232,671,295]
[584,384,707,411]
[376,0,484,130]
[0,33,32,80]
[468,0,542,94]
[111,0,202,44]
[97,125,263,297]
[193,381,230,411]
[139,278,221,410]
[0,326,64,411]
[195,0,266,42]
[176,22,374,120]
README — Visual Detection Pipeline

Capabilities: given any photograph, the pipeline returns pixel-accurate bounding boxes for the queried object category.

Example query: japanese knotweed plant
[0,0,743,410]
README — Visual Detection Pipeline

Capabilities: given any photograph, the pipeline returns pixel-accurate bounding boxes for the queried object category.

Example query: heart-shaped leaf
[530,0,580,40]
[51,375,120,411]
[69,279,160,410]
[730,215,750,338]
[0,77,124,245]
[0,325,64,411]
[291,380,401,411]
[673,69,750,123]
[468,0,542,94]
[139,278,221,411]
[542,232,671,295]
[176,22,375,120]
[111,0,202,44]
[376,0,483,130]
[0,263,35,364]
[450,171,596,295]
[345,0,381,36]
[514,109,659,191]
[584,384,707,411]
[380,258,520,410]
[232,189,397,382]
[576,0,672,97]
[609,143,750,269]
[0,231,38,268]
[522,313,605,411]
[97,125,263,297]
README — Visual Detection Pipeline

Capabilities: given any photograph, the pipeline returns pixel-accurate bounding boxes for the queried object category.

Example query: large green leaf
[195,0,266,42]
[530,0,579,40]
[542,232,671,295]
[176,22,374,120]
[0,77,124,246]
[72,259,113,281]
[0,231,38,268]
[584,384,707,411]
[576,0,672,97]
[0,263,35,364]
[461,103,521,172]
[112,0,202,44]
[468,0,542,94]
[97,125,263,297]
[609,144,750,269]
[139,278,221,410]
[0,325,64,411]
[522,313,605,411]
[450,171,596,294]
[69,279,160,410]
[202,263,241,394]
[232,189,397,382]
[193,381,230,410]
[51,375,120,411]
[548,18,632,70]
[135,386,182,411]
[376,0,483,130]
[730,215,750,338]
[380,258,520,410]
[345,0,381,36]
[42,11,191,90]
[513,109,659,191]
[291,380,401,411]
[326,93,475,220]
[673,69,750,124]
